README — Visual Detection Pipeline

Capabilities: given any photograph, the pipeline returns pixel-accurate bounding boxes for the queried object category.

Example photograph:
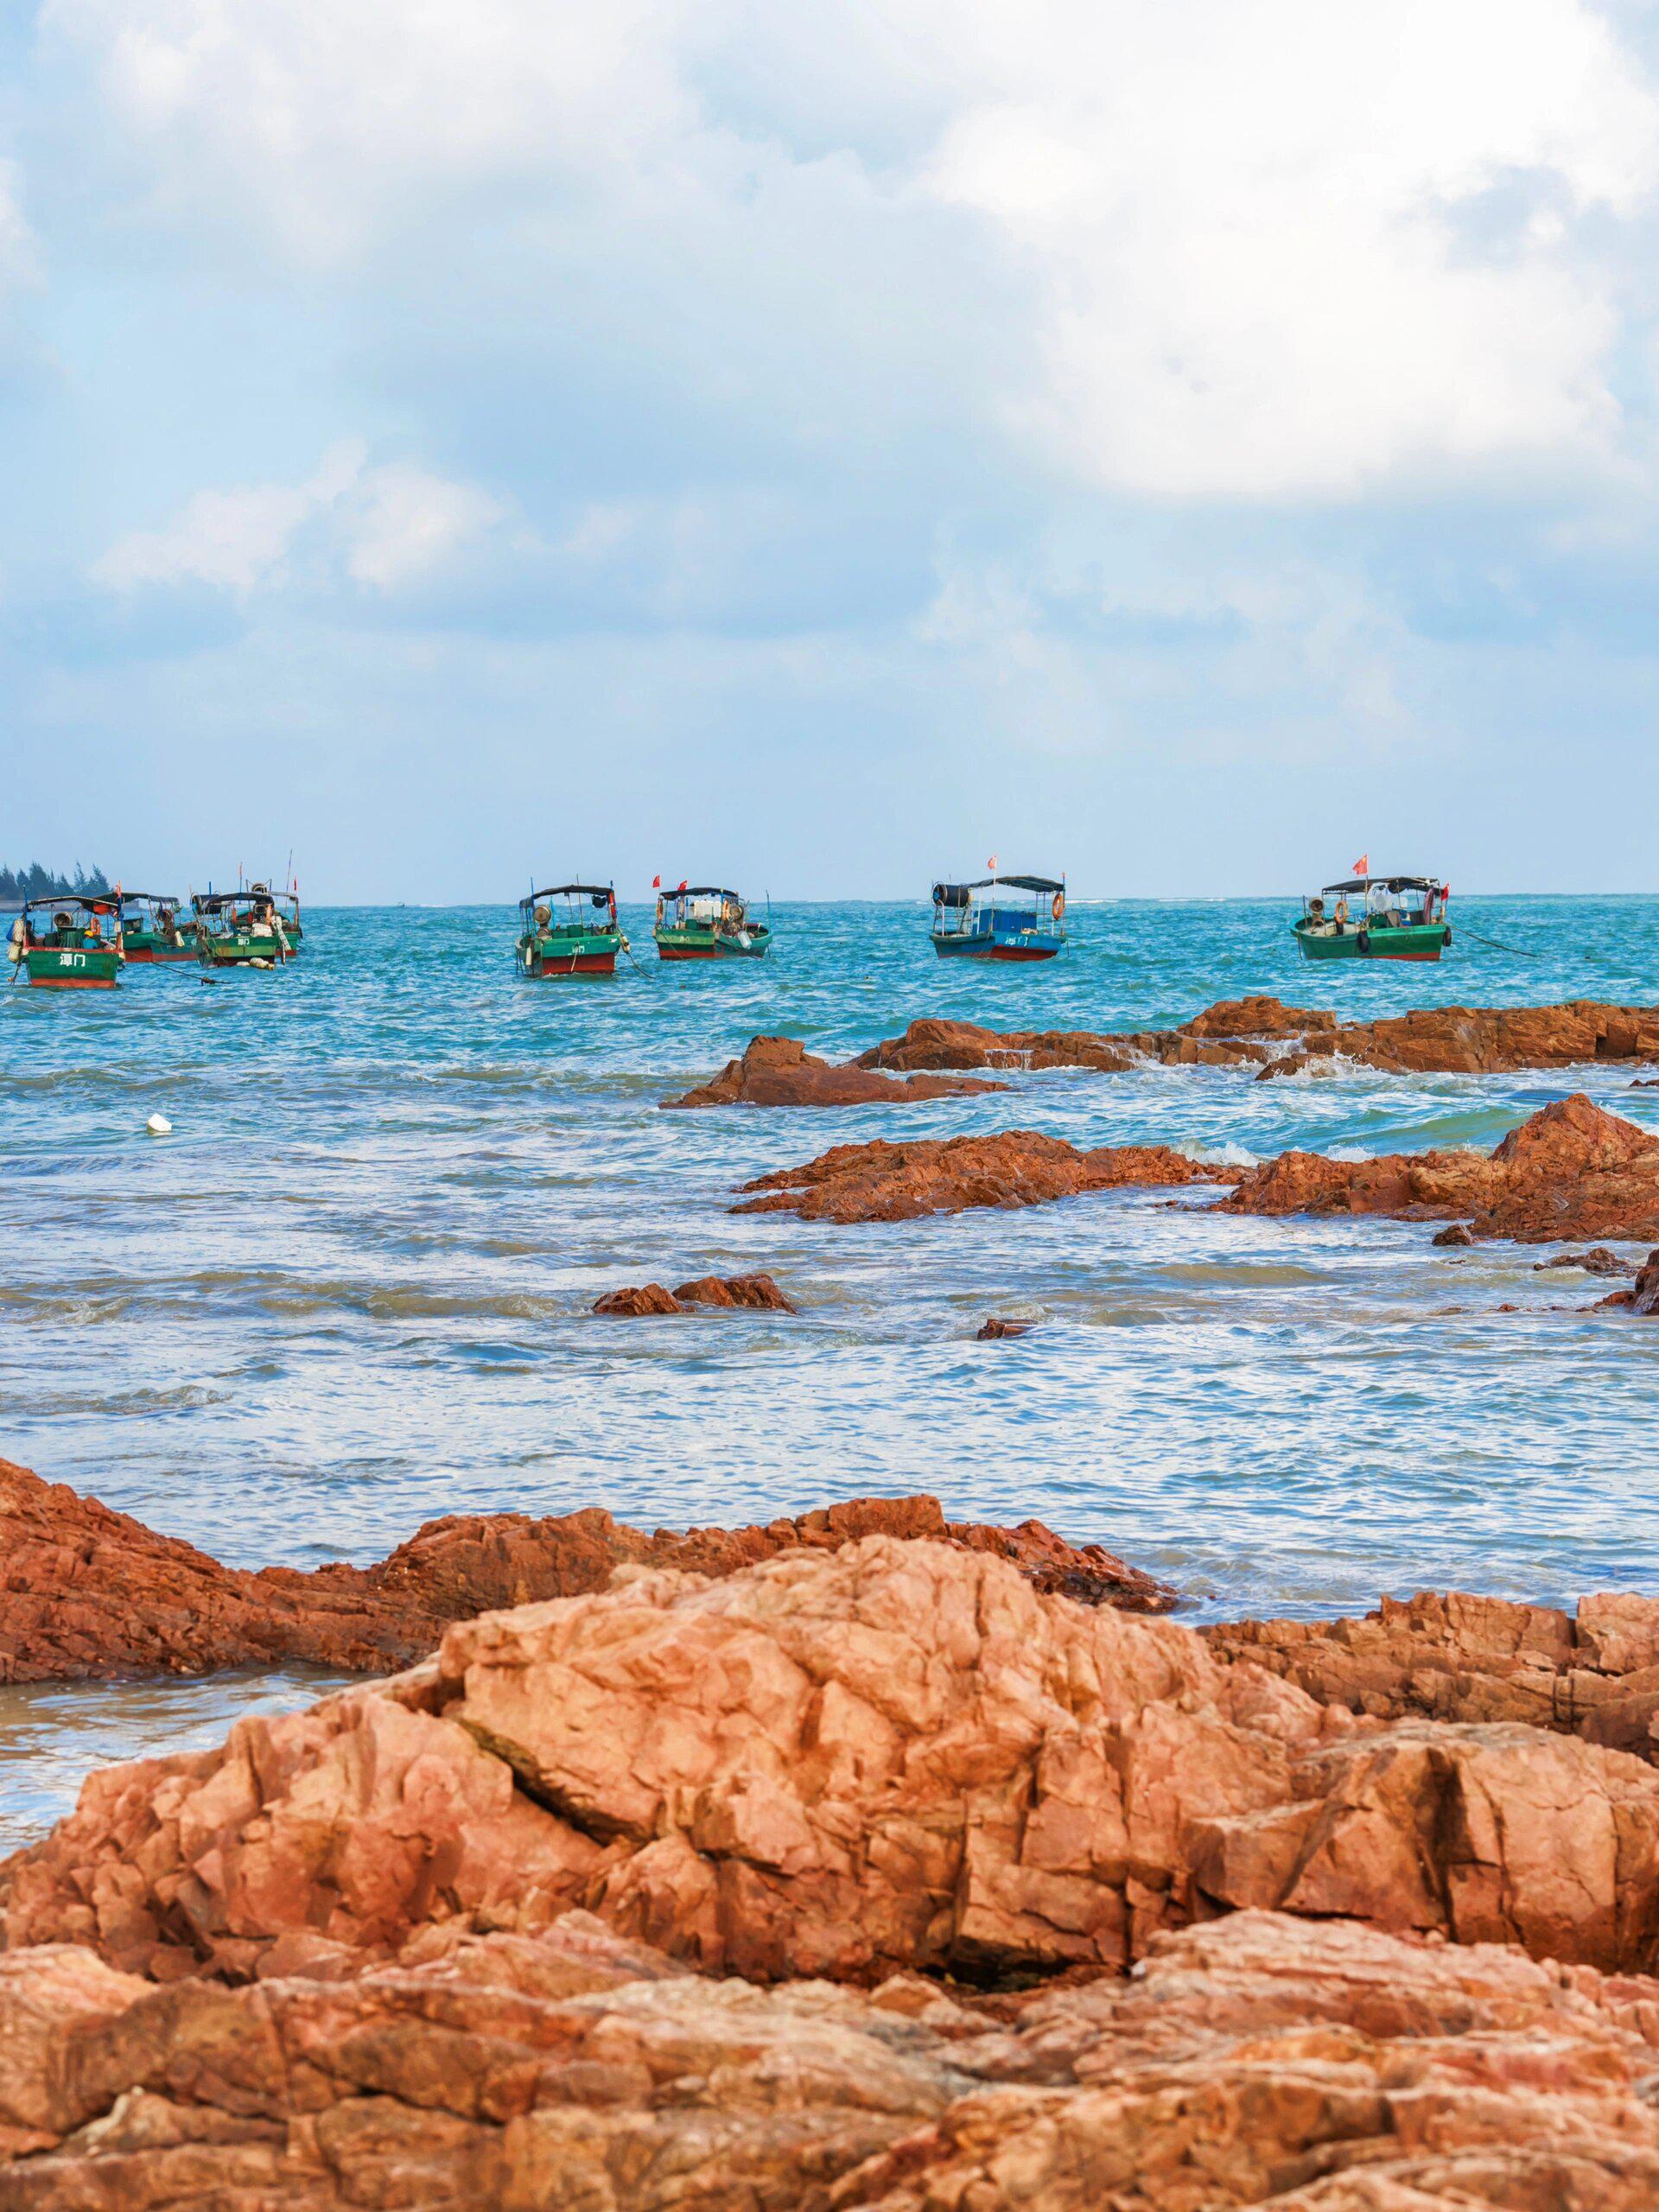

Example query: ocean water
[5,893,1659,1844]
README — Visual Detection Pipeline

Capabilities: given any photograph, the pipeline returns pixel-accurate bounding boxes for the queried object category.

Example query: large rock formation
[9,1908,1659,2207]
[738,1095,1659,1246]
[12,1535,1659,1992]
[1221,1091,1659,1243]
[661,1033,1007,1108]
[15,1542,1659,2203]
[0,1463,1173,1685]
[734,1131,1230,1224]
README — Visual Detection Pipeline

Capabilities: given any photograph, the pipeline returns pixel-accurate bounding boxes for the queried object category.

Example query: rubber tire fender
[1357,928,1371,957]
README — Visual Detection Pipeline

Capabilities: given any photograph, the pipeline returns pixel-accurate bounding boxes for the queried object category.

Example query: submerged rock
[1535,1246,1630,1276]
[593,1274,799,1316]
[661,1033,1005,1109]
[0,1462,1172,1685]
[976,1317,1033,1339]
[734,1130,1229,1224]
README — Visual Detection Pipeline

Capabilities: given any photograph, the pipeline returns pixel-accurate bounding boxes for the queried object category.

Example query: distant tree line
[0,862,112,904]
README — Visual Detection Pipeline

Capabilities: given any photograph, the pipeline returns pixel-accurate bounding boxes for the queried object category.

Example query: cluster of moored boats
[5,883,302,990]
[5,863,1455,991]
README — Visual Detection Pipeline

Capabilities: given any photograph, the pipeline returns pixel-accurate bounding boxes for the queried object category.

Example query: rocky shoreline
[8,1527,1659,2203]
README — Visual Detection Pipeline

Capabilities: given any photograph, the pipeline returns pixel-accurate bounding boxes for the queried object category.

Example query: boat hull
[931,931,1064,962]
[123,938,195,963]
[1294,923,1450,963]
[654,928,770,961]
[198,934,292,967]
[519,931,620,977]
[22,947,122,988]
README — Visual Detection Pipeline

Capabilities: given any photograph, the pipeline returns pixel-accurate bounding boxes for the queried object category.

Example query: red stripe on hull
[937,945,1060,963]
[531,953,617,976]
[29,976,118,990]
[656,945,723,961]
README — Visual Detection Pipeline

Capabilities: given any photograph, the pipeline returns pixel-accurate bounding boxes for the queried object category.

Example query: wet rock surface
[733,1130,1230,1224]
[1534,1246,1630,1276]
[976,1317,1034,1339]
[14,1542,1659,2203]
[856,996,1659,1080]
[661,1033,1006,1109]
[594,1273,800,1316]
[0,1465,1172,1686]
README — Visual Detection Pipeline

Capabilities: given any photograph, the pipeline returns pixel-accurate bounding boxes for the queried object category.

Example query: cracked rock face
[10,1536,1659,1992]
[6,1908,1659,2207]
[660,1032,1007,1109]
[12,1541,1659,2203]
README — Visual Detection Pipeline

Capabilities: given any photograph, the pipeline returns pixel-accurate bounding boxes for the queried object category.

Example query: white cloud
[42,0,1659,502]
[93,440,504,594]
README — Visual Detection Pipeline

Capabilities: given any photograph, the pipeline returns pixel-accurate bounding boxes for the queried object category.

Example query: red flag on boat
[1351,853,1369,875]
[652,875,661,888]
[677,880,688,893]
[987,854,998,871]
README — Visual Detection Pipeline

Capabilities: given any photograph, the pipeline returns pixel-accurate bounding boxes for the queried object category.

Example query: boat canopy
[22,893,119,915]
[524,883,614,906]
[666,885,741,899]
[192,892,261,914]
[119,893,178,908]
[1319,875,1444,895]
[933,874,1064,901]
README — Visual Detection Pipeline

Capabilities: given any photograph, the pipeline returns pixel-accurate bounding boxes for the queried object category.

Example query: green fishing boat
[7,894,124,989]
[119,893,195,963]
[193,885,297,969]
[1293,875,1452,962]
[518,883,625,976]
[652,883,770,961]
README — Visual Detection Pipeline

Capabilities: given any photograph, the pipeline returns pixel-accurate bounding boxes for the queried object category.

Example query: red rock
[1222,1093,1659,1245]
[671,1273,798,1313]
[592,1282,684,1315]
[0,1462,1172,1685]
[591,1274,799,1315]
[1626,1249,1659,1314]
[976,1318,1033,1339]
[661,1033,1005,1108]
[859,998,1659,1080]
[734,1131,1229,1224]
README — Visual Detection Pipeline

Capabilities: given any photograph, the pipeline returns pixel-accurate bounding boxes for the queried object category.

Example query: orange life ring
[1052,889,1065,921]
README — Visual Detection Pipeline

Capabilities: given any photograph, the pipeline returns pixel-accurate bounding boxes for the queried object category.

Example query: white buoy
[146,1114,172,1136]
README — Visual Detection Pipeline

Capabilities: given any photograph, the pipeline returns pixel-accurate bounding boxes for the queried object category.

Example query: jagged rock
[592,1282,685,1316]
[10,1910,1659,2208]
[0,1464,1172,1685]
[1222,1093,1659,1245]
[592,1274,799,1316]
[12,1537,1659,1994]
[661,1033,1005,1109]
[1535,1246,1630,1276]
[976,1318,1033,1339]
[734,1131,1229,1224]
[1205,1587,1659,1758]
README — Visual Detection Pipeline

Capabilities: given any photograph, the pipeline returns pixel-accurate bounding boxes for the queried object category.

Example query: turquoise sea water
[5,894,1659,1839]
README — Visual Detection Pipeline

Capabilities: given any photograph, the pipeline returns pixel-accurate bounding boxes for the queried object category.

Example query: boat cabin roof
[119,893,177,906]
[524,883,613,902]
[22,893,119,915]
[934,874,1064,899]
[1319,875,1443,895]
[192,891,269,913]
[666,884,741,899]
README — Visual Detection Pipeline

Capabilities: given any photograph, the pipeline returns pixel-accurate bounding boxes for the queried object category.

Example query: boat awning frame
[933,874,1065,898]
[21,893,121,916]
[524,883,615,903]
[1319,876,1444,895]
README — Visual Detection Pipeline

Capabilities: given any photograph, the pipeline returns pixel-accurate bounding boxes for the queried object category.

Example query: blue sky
[5,0,1659,899]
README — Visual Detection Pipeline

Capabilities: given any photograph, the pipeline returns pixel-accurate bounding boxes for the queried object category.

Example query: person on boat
[51,909,75,946]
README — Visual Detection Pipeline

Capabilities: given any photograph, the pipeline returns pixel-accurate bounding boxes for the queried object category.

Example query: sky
[4,0,1659,899]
